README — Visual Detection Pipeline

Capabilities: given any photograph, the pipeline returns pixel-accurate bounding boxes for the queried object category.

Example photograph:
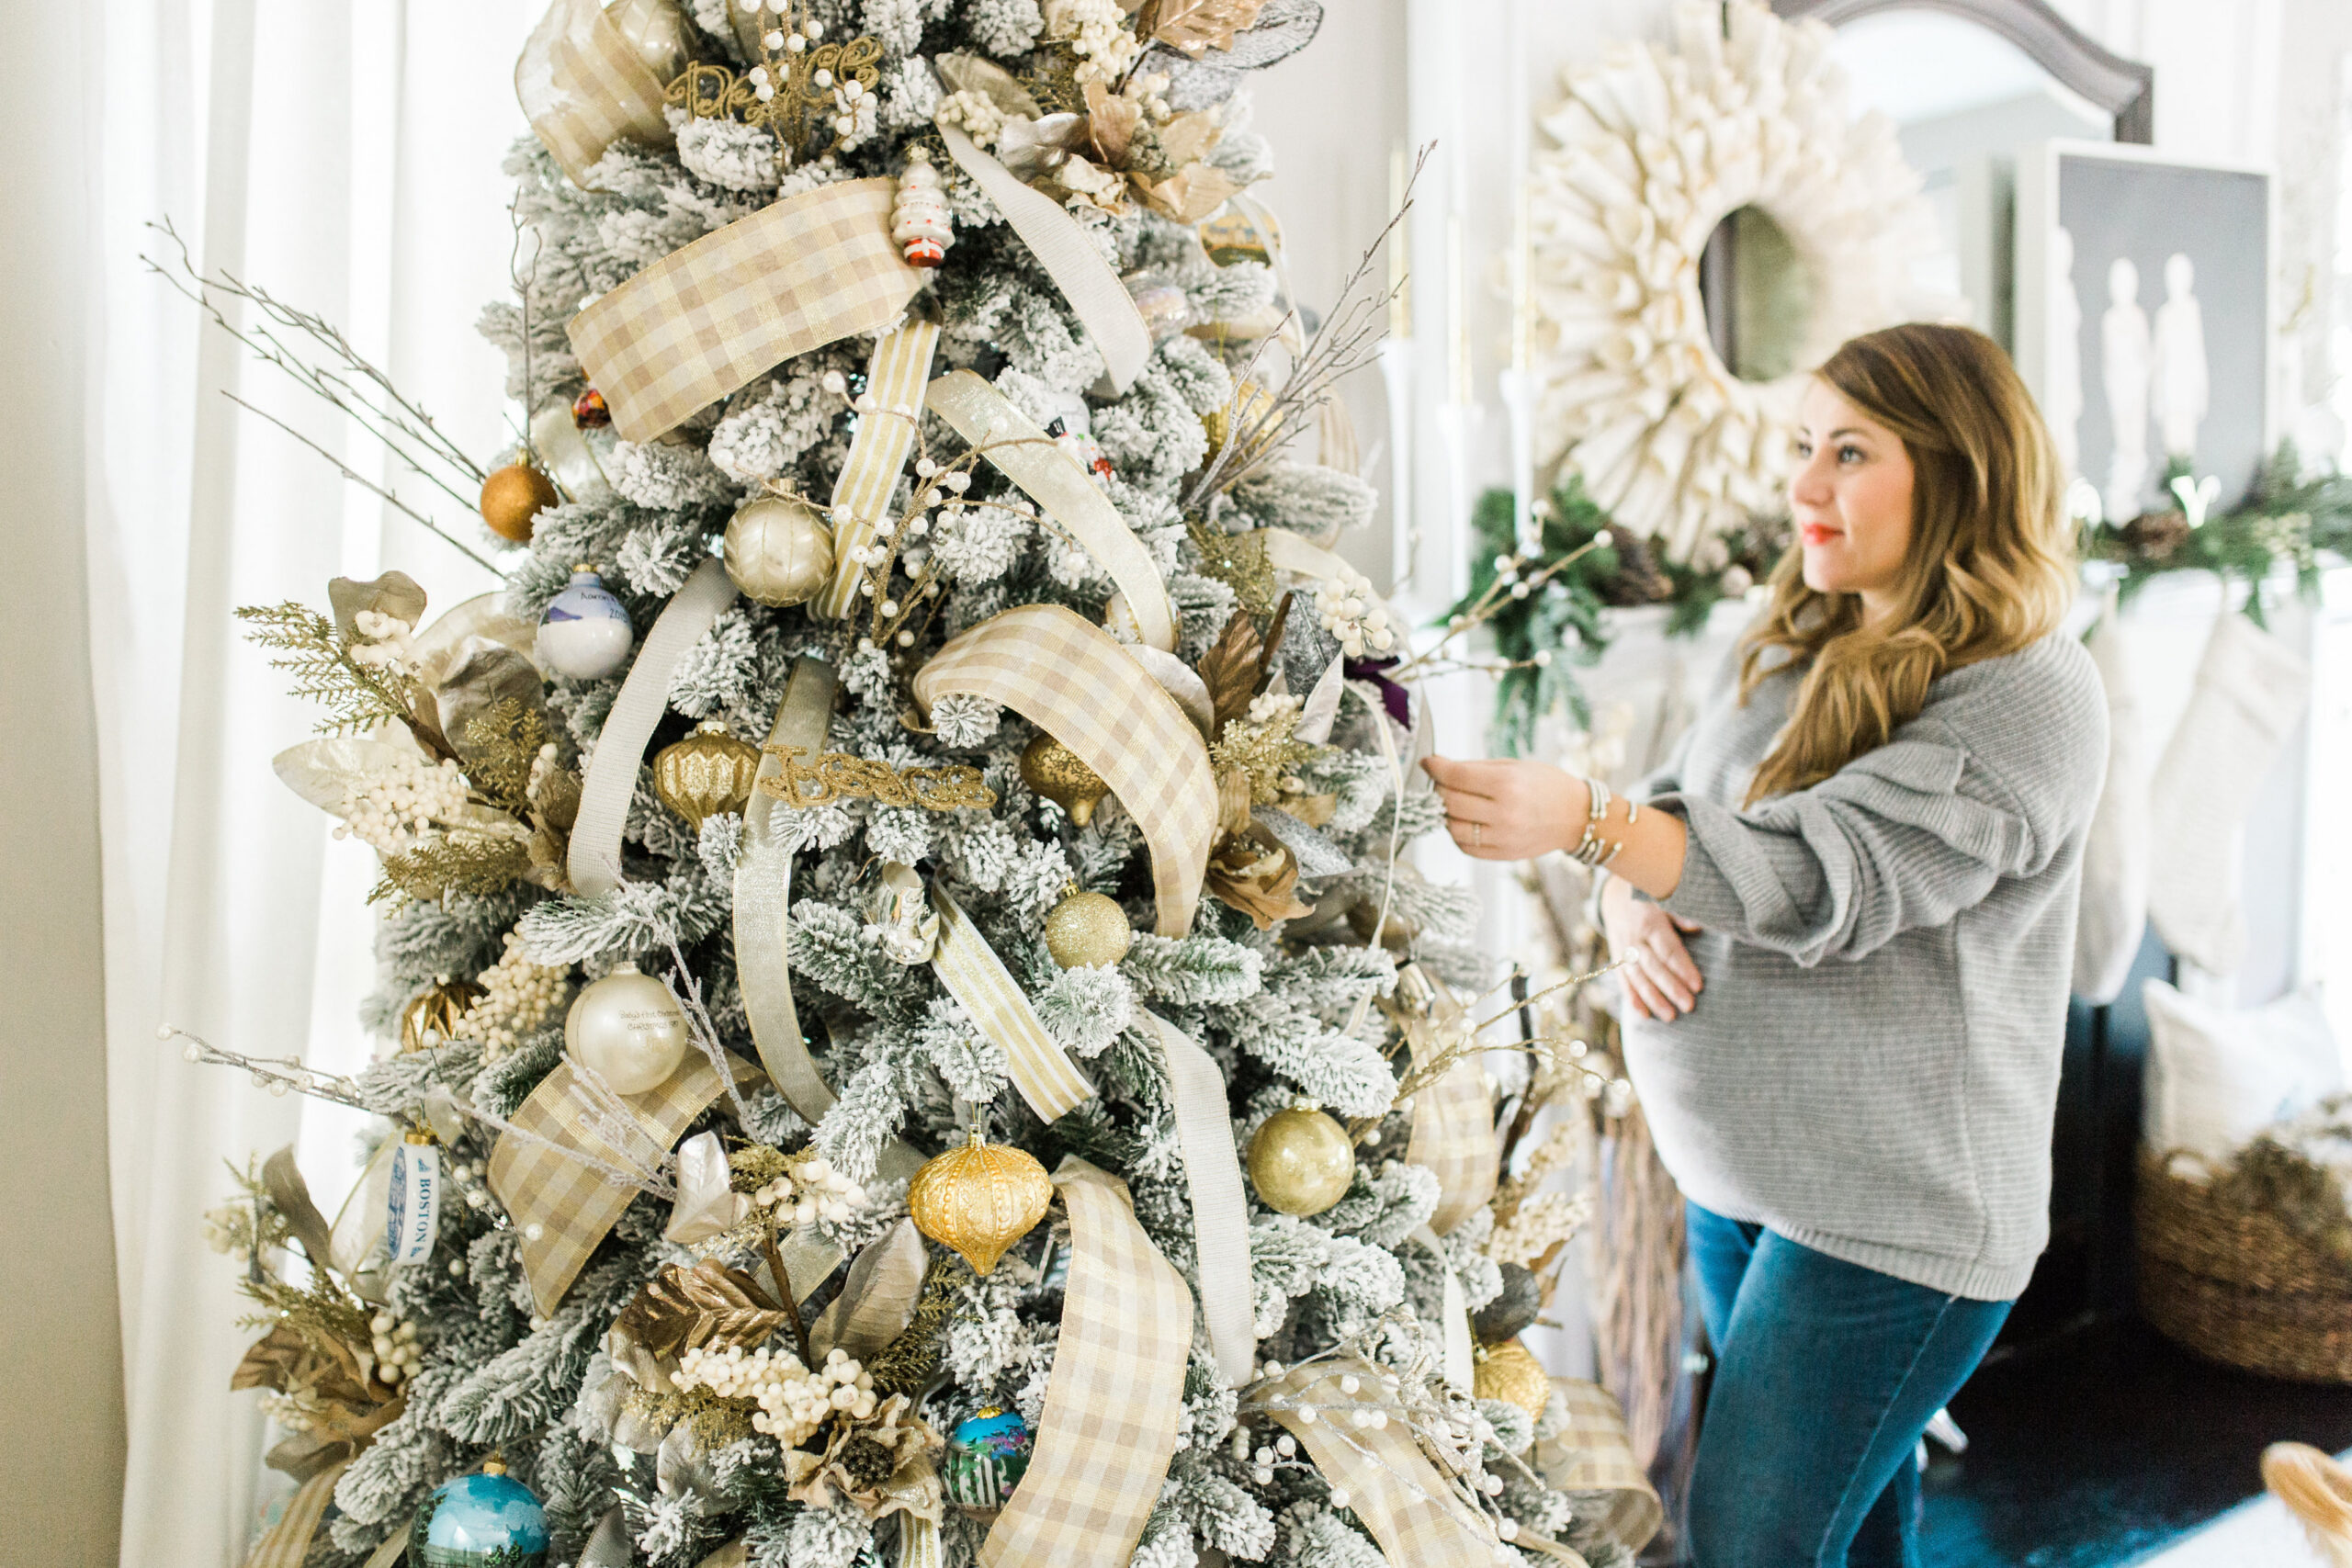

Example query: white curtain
[88,2,528,1560]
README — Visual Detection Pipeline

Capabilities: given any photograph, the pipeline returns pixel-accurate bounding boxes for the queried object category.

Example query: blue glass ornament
[943,1406,1033,1515]
[409,1463,549,1567]
[535,565,634,680]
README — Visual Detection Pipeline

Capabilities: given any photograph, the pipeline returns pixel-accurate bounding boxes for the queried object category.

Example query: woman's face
[1788,379,1916,608]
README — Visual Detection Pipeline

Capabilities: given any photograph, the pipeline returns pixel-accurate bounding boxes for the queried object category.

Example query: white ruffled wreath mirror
[1529,0,1941,564]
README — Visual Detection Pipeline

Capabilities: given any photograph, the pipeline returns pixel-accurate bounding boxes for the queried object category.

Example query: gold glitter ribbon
[982,1158,1192,1568]
[735,657,926,1180]
[816,320,941,620]
[929,883,1094,1122]
[569,177,922,442]
[913,604,1215,937]
[923,369,1178,652]
[515,0,673,189]
[934,124,1151,395]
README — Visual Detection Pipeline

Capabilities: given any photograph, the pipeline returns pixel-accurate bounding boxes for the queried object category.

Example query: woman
[1424,322,2106,1567]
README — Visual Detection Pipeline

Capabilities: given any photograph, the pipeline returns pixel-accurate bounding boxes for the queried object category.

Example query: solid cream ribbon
[569,557,738,897]
[515,0,673,189]
[1141,1012,1257,1388]
[735,656,926,1181]
[1409,1224,1479,1393]
[914,604,1216,937]
[983,1158,1192,1568]
[924,368,1177,652]
[1263,1358,1509,1568]
[928,881,1095,1122]
[934,124,1151,394]
[817,321,941,621]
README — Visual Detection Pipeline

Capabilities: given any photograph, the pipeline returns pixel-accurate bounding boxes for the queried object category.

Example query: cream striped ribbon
[242,1461,349,1568]
[1264,1360,1506,1568]
[569,177,922,442]
[1401,967,1499,1237]
[935,124,1151,395]
[815,321,941,621]
[569,556,738,898]
[982,1158,1193,1568]
[929,882,1093,1122]
[515,0,672,189]
[913,604,1216,938]
[735,658,927,1180]
[924,369,1178,652]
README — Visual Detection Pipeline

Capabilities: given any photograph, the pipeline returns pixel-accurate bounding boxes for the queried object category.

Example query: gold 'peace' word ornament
[756,745,998,812]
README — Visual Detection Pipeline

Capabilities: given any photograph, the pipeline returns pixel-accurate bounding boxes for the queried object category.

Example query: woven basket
[2135,1149,2352,1383]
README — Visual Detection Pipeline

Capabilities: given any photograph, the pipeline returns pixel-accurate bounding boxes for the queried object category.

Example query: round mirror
[1698,206,1818,384]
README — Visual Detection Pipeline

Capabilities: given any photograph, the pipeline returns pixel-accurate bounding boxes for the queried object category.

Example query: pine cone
[1597,530,1676,605]
[2120,509,2191,560]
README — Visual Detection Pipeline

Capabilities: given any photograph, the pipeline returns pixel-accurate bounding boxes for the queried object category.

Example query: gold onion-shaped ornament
[1246,1100,1355,1217]
[653,720,763,829]
[1019,734,1109,827]
[1473,1337,1551,1421]
[908,1134,1054,1277]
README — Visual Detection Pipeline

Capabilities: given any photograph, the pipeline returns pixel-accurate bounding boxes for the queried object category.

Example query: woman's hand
[1601,874,1705,1021]
[1419,756,1586,861]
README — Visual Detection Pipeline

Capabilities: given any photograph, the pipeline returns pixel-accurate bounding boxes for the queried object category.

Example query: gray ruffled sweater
[1623,629,2107,1301]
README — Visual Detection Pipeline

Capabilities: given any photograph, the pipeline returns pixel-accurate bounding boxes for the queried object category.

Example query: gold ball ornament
[1045,888,1133,969]
[907,1134,1054,1277]
[1247,1100,1355,1217]
[565,960,691,1096]
[724,493,836,607]
[480,462,560,544]
[1473,1337,1551,1422]
[400,978,486,1055]
[1019,734,1110,827]
[652,720,763,829]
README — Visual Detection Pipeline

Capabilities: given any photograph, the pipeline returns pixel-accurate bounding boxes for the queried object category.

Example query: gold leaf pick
[1148,0,1271,56]
[616,1260,790,1360]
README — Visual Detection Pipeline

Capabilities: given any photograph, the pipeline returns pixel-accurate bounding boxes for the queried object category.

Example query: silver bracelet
[1573,777,1616,866]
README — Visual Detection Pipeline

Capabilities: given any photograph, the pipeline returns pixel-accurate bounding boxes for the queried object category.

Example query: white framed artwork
[2016,141,2274,519]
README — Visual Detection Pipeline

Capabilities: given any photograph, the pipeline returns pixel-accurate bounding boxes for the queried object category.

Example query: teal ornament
[535,565,634,680]
[943,1406,1033,1515]
[409,1467,550,1567]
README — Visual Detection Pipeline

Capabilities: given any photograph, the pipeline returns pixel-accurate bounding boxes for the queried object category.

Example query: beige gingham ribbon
[489,1051,757,1314]
[929,883,1093,1122]
[242,1461,349,1568]
[515,0,673,190]
[982,1158,1193,1568]
[924,369,1177,652]
[1402,966,1498,1237]
[1143,1011,1255,1387]
[569,177,923,443]
[935,124,1150,395]
[1533,1378,1664,1553]
[570,557,738,897]
[816,321,941,620]
[913,604,1215,937]
[735,657,925,1179]
[1264,1359,1506,1568]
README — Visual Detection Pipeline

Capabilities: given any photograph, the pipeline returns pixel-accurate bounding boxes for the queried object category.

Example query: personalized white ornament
[565,960,691,1095]
[893,145,953,267]
[536,564,635,679]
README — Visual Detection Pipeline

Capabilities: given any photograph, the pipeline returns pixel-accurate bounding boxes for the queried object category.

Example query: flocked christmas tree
[169,3,1649,1565]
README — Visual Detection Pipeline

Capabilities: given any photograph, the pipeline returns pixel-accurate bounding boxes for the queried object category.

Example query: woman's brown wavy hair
[1737,321,2076,806]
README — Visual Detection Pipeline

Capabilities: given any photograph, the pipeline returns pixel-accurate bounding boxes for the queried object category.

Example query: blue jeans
[1684,1202,2012,1568]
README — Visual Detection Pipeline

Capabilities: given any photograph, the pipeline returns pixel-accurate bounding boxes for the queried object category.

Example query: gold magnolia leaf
[616,1260,790,1361]
[1205,824,1313,930]
[1084,81,1139,167]
[1156,111,1221,169]
[1148,0,1269,56]
[1137,163,1242,224]
[1195,609,1265,740]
